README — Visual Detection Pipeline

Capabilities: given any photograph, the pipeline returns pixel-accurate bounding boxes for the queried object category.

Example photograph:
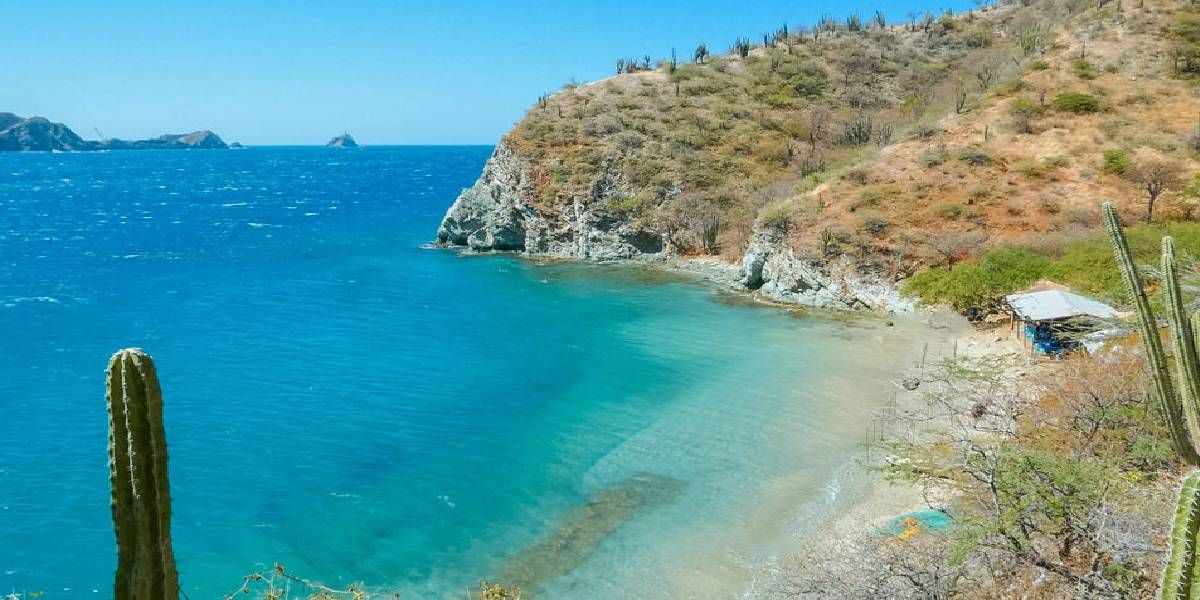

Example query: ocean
[0,146,933,598]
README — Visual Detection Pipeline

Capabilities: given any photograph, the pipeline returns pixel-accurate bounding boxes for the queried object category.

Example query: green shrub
[1101,149,1131,175]
[1072,58,1097,80]
[1008,98,1044,133]
[907,223,1200,309]
[906,248,1050,309]
[1028,60,1050,71]
[606,195,649,216]
[1052,92,1101,113]
[957,147,993,166]
[759,200,794,229]
[1009,98,1043,116]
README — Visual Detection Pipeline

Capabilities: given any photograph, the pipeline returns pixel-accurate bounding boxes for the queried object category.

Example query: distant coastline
[0,112,229,152]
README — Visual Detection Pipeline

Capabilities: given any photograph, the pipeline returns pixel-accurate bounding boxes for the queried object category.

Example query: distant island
[325,133,358,148]
[0,112,228,152]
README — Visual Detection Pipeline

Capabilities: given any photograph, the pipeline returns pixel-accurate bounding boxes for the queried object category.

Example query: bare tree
[806,105,832,152]
[1124,155,1184,222]
[926,231,985,268]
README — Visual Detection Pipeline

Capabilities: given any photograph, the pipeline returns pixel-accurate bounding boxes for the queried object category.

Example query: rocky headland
[435,142,912,313]
[434,0,1200,318]
[0,112,229,152]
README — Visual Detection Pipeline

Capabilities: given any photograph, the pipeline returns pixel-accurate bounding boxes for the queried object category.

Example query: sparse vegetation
[1102,148,1131,175]
[505,0,1200,327]
[909,221,1200,308]
[1072,57,1097,80]
[1052,91,1101,113]
[956,146,992,166]
[1008,97,1043,133]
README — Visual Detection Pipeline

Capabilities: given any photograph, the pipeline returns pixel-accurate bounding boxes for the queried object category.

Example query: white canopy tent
[1005,290,1118,322]
[1005,289,1119,356]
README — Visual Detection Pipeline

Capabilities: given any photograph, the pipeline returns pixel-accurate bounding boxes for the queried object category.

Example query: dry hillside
[502,0,1200,297]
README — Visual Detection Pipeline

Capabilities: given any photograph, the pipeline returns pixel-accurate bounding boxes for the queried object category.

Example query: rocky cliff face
[436,143,663,260]
[436,143,910,313]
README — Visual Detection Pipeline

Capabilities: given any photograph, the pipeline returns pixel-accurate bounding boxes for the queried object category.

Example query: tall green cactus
[1162,471,1200,599]
[1164,236,1200,453]
[1102,203,1200,464]
[106,348,179,599]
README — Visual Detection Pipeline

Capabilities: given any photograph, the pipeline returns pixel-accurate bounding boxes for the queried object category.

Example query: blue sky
[3,1,976,145]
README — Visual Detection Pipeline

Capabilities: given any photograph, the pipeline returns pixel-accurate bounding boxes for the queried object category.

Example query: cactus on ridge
[106,348,179,599]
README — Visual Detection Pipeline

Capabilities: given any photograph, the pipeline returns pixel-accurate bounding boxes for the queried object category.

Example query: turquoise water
[876,509,954,536]
[0,147,922,598]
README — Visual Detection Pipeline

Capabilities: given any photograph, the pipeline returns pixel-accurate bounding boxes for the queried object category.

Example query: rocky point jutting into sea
[435,142,911,313]
[0,112,228,152]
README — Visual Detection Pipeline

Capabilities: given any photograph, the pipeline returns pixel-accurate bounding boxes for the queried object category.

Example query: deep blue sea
[0,147,927,599]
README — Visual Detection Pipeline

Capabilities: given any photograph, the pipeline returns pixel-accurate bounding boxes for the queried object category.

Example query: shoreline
[426,243,915,317]
[745,318,1039,597]
[430,243,977,598]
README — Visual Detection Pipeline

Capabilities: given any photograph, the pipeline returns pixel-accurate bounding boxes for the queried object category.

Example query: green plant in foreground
[1103,203,1200,465]
[1162,470,1200,599]
[107,348,179,599]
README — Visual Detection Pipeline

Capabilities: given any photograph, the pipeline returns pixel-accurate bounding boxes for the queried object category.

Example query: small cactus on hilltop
[1162,471,1200,599]
[1103,203,1200,464]
[107,348,179,599]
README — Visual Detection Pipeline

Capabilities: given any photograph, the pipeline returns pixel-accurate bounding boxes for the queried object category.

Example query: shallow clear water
[0,147,925,598]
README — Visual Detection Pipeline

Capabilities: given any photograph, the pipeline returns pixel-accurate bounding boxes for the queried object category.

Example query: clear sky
[3,0,976,145]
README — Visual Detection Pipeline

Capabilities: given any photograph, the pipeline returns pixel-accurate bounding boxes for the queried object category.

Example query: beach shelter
[1005,288,1118,355]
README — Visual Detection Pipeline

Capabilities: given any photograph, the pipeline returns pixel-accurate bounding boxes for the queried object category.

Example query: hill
[438,0,1200,312]
[0,112,229,151]
[326,133,359,147]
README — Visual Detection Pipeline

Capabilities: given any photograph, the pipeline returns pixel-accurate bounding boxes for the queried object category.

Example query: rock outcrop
[436,142,910,313]
[436,143,663,259]
[738,227,913,312]
[326,134,358,148]
[0,112,229,152]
